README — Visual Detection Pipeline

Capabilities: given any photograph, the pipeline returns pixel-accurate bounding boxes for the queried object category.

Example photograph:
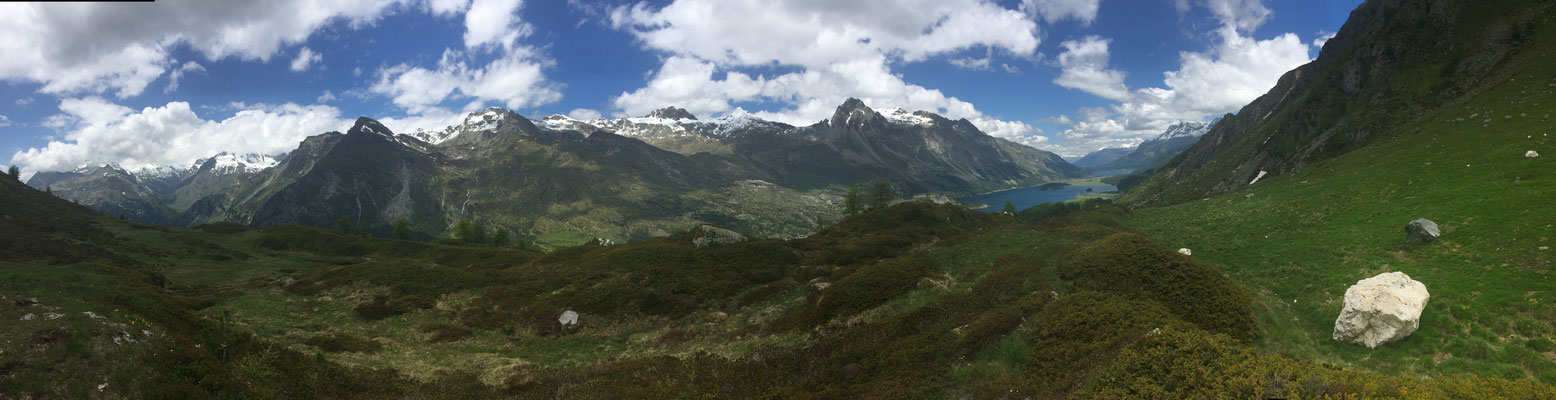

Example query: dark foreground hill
[1,174,1549,398]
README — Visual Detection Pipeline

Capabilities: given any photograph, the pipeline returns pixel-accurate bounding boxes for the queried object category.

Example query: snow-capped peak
[534,106,790,139]
[409,108,514,145]
[194,152,278,174]
[130,164,190,180]
[538,114,595,131]
[644,107,697,121]
[1153,117,1221,141]
[881,108,936,126]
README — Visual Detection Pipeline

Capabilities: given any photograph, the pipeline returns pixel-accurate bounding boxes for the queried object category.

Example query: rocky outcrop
[1527,150,1540,158]
[1406,219,1440,244]
[646,107,697,120]
[693,225,746,248]
[1178,248,1192,256]
[1333,272,1429,348]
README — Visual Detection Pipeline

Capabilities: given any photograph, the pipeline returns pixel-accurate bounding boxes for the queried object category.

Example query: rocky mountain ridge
[1071,118,1218,171]
[29,99,1083,244]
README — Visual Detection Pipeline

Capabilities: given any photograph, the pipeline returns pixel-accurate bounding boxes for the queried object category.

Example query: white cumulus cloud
[163,61,206,94]
[605,0,1044,143]
[290,47,322,72]
[464,0,531,49]
[11,99,349,172]
[1047,0,1311,157]
[1200,0,1272,32]
[1053,36,1128,101]
[0,0,415,98]
[1020,0,1102,25]
[567,108,603,120]
[371,48,561,116]
[1312,31,1336,48]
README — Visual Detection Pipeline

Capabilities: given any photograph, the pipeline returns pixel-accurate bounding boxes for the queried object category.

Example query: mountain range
[1070,118,1218,171]
[29,99,1081,244]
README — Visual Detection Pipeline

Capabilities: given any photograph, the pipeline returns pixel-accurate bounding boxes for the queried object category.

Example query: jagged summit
[1152,117,1220,141]
[830,98,878,127]
[645,107,697,121]
[351,117,393,138]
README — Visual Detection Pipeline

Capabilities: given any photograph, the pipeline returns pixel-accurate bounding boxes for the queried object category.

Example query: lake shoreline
[958,170,1130,213]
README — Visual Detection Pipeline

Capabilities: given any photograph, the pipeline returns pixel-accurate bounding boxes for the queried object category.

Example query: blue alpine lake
[960,170,1127,213]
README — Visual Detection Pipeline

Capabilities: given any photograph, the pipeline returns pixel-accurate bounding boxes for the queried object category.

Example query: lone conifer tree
[1001,200,1017,214]
[6,165,18,180]
[492,228,511,246]
[454,220,486,244]
[45,186,52,195]
[337,216,352,234]
[867,182,894,210]
[393,218,411,240]
[842,186,864,216]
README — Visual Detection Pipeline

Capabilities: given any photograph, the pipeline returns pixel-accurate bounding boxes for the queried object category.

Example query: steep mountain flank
[240,118,448,236]
[1069,147,1131,169]
[1126,0,1552,205]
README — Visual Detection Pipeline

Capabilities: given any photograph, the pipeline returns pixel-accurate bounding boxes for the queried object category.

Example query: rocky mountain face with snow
[1083,119,1219,172]
[27,153,280,225]
[28,99,1081,244]
[542,100,1080,193]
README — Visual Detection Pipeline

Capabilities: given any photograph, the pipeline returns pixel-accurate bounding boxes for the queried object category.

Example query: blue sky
[0,0,1360,178]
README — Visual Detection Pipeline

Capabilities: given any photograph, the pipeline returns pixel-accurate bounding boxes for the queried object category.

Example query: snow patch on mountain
[409,108,513,145]
[1153,117,1221,141]
[881,108,936,126]
[196,152,278,174]
[130,164,190,181]
[538,114,592,131]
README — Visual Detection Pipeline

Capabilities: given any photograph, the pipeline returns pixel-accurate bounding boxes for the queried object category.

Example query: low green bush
[1058,232,1258,340]
[1025,291,1193,395]
[816,257,931,319]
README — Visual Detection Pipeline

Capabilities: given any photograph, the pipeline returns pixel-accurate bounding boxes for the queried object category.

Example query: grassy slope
[1124,0,1551,207]
[1127,55,1556,383]
[5,168,1553,399]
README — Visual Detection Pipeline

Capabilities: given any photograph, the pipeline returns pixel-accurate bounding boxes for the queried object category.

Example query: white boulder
[1333,272,1429,348]
[1527,150,1540,158]
[1177,248,1192,256]
[559,310,579,328]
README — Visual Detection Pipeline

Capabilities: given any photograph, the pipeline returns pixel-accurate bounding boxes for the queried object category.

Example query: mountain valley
[4,0,1556,398]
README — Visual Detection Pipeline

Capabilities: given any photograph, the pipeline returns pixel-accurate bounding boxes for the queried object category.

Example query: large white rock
[1177,248,1192,256]
[559,310,579,328]
[1333,272,1429,348]
[1527,150,1540,158]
